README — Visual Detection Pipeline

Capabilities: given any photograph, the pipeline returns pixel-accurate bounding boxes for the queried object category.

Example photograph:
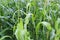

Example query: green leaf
[41,21,52,31]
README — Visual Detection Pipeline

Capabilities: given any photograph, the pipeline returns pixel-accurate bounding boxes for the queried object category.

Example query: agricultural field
[0,0,60,40]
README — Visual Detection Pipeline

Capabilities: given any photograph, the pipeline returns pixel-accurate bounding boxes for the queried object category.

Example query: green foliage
[0,0,60,40]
